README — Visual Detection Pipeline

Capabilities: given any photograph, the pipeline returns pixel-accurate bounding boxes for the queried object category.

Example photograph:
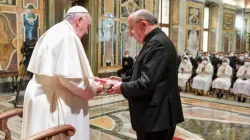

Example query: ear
[140,20,148,27]
[76,16,83,27]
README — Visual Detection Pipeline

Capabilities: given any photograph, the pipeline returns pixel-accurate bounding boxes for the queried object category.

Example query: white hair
[64,12,89,21]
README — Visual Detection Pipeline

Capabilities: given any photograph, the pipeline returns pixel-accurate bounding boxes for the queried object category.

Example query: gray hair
[133,9,158,25]
[64,12,88,21]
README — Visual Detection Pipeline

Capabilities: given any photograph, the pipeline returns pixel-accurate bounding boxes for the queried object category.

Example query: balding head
[127,9,158,43]
[129,9,158,25]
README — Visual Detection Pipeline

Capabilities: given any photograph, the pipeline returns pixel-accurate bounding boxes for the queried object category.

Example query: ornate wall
[185,1,204,57]
[222,7,235,54]
[97,0,159,73]
[0,0,44,74]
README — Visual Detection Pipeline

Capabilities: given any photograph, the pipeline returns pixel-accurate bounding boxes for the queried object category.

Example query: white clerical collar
[63,20,76,33]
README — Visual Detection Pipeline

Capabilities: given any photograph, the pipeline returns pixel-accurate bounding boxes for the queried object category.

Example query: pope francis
[21,6,104,140]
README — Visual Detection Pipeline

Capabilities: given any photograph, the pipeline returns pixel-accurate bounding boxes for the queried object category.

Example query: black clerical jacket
[121,28,184,132]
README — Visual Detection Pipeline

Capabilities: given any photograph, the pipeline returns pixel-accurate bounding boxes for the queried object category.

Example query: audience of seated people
[176,50,250,103]
[117,51,134,77]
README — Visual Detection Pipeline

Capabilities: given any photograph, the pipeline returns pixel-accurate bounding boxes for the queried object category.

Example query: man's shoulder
[46,22,75,39]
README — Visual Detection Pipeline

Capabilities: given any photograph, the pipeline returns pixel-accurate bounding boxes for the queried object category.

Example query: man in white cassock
[212,58,232,99]
[21,6,104,140]
[178,56,193,89]
[192,56,213,95]
[233,57,250,103]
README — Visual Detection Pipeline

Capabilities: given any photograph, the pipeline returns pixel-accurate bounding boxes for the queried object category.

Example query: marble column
[88,0,99,75]
[177,0,186,53]
[217,2,224,52]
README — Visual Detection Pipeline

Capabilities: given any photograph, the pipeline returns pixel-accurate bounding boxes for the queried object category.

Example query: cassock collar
[143,27,161,44]
[63,20,76,33]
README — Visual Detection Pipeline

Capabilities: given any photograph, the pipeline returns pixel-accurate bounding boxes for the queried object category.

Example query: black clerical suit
[117,56,134,77]
[120,28,184,140]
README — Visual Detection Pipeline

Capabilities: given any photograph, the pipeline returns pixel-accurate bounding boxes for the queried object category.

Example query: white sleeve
[58,76,98,100]
[225,67,232,78]
[184,64,192,73]
[217,67,222,77]
[205,65,213,74]
[196,64,202,74]
[237,67,244,78]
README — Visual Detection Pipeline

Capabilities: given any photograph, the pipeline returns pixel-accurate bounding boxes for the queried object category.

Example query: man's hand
[96,84,104,94]
[106,82,122,94]
[110,76,121,82]
[244,70,247,75]
[181,68,184,72]
[94,77,107,85]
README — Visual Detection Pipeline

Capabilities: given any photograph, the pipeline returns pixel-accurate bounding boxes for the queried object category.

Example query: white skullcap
[66,6,89,15]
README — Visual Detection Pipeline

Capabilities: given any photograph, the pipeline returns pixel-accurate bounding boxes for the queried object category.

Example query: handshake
[94,76,122,94]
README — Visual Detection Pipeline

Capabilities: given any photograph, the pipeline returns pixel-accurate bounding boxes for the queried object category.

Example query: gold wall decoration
[171,0,179,25]
[223,9,235,32]
[0,0,44,73]
[23,0,39,9]
[0,12,16,70]
[0,0,16,6]
[185,1,203,55]
[211,5,218,30]
[187,6,200,26]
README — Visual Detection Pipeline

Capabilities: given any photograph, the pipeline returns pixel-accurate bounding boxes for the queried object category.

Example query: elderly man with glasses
[108,9,184,140]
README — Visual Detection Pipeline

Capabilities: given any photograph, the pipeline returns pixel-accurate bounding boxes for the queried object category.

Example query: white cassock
[192,61,213,91]
[178,56,193,88]
[21,20,99,140]
[212,64,232,90]
[233,65,250,96]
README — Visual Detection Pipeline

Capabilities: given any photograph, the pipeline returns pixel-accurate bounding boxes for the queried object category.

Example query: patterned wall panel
[209,32,216,52]
[0,0,16,6]
[98,0,157,73]
[23,0,39,9]
[23,13,39,41]
[223,9,235,32]
[0,0,44,73]
[223,35,230,54]
[0,12,17,70]
[185,1,203,57]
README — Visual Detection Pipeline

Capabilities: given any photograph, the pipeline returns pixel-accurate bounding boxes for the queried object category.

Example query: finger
[106,89,114,94]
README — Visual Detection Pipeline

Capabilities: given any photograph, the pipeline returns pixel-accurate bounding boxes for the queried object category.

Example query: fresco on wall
[119,22,140,65]
[187,29,200,57]
[0,0,16,5]
[187,6,200,26]
[99,13,116,67]
[23,13,39,42]
[0,12,17,70]
[23,0,39,9]
[98,0,156,71]
[120,0,140,17]
[223,10,235,32]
